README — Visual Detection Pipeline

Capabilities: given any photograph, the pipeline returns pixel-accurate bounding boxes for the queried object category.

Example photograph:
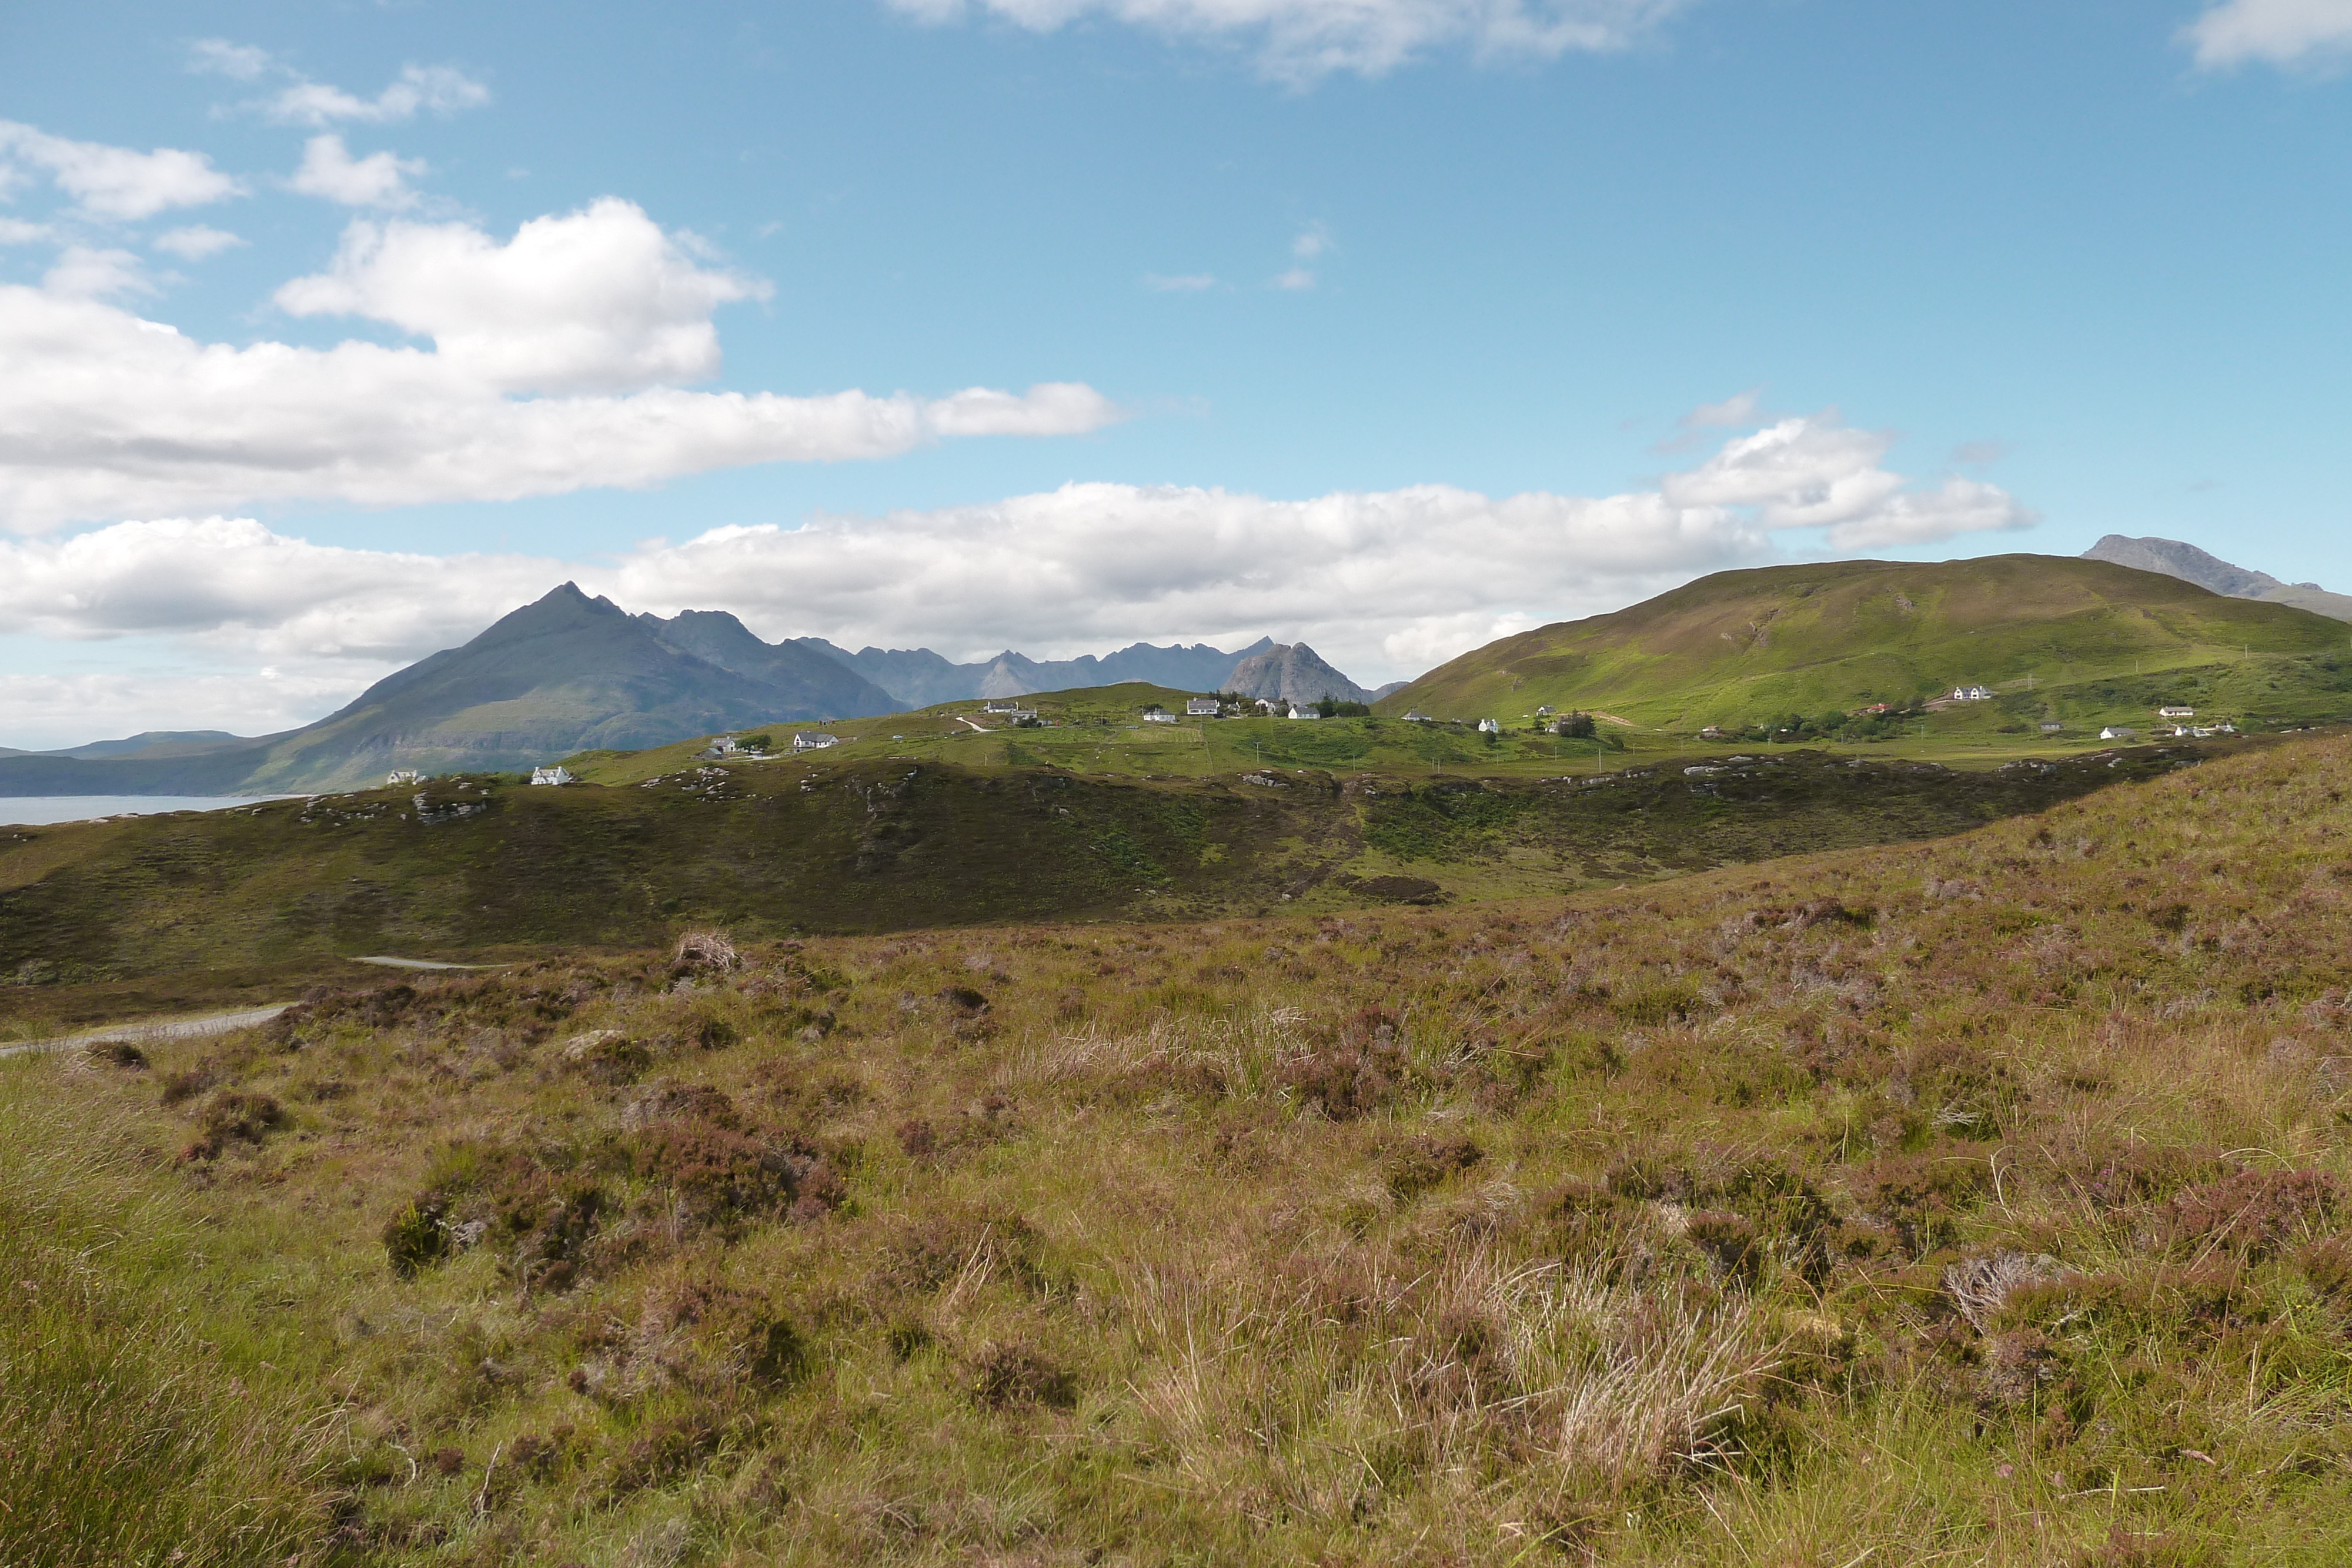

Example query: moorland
[8,726,2352,1565]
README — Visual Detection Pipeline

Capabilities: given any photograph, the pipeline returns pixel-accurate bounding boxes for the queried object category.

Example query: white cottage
[530,765,574,786]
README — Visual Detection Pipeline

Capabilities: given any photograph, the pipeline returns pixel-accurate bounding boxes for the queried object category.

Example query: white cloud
[1144,272,1217,291]
[42,246,152,300]
[0,121,240,220]
[274,199,764,392]
[0,198,1118,531]
[1659,414,2032,549]
[1274,266,1315,289]
[187,39,273,81]
[2185,0,2352,69]
[0,218,56,245]
[287,134,426,209]
[887,0,1692,80]
[265,63,493,126]
[1291,224,1329,259]
[153,225,246,260]
[0,412,2033,742]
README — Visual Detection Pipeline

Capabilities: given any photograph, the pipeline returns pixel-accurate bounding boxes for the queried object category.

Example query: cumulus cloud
[2184,0,2352,69]
[0,121,240,219]
[1144,272,1217,291]
[0,198,1118,531]
[275,199,764,391]
[886,0,1691,80]
[0,218,57,245]
[0,410,2034,742]
[287,133,426,208]
[152,225,245,260]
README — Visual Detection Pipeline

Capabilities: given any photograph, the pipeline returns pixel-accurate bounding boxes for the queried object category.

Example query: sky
[2,0,2349,748]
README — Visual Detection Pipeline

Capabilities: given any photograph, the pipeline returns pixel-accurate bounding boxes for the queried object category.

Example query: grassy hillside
[8,730,2352,1564]
[1382,554,2352,733]
[0,738,2216,1034]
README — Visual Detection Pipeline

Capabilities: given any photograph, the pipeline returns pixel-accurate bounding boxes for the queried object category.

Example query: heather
[7,733,2352,1564]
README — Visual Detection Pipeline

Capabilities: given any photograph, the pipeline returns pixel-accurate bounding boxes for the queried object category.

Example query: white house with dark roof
[1186,697,1221,717]
[792,732,840,752]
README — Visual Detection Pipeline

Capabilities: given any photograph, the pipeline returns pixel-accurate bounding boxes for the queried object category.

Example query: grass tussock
[8,733,2352,1562]
[0,1096,334,1566]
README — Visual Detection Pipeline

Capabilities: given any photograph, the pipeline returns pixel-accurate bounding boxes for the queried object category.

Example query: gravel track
[1,1004,293,1060]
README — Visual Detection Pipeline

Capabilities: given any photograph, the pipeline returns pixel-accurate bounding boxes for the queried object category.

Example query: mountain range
[786,636,1278,707]
[0,587,1377,795]
[2080,535,2352,622]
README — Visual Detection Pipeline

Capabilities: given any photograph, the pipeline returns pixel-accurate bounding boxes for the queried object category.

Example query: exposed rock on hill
[1223,643,1372,705]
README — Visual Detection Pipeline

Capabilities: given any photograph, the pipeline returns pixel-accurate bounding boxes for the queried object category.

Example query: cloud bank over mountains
[0,406,2032,744]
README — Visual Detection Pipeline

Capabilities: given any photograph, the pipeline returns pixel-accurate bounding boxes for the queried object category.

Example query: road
[1,1004,293,1059]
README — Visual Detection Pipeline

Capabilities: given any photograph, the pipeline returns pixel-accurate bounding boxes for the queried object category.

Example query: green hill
[1380,554,2352,733]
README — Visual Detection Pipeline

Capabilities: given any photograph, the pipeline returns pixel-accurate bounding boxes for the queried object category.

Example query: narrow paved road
[352,955,501,971]
[1,1004,293,1059]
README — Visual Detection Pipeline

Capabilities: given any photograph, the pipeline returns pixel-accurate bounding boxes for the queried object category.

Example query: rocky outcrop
[1221,643,1372,705]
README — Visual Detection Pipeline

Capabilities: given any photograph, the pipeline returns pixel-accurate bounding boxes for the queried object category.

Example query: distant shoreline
[0,794,303,828]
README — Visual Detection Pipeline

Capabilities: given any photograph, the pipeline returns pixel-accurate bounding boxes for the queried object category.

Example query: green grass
[0,1083,334,1565]
[8,730,2352,1562]
[1383,553,2352,735]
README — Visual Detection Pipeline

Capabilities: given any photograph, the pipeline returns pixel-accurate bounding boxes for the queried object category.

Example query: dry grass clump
[10,734,2352,1562]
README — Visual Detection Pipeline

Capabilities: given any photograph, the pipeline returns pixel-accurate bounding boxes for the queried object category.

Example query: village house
[1186,697,1221,717]
[704,736,739,756]
[1402,710,1435,723]
[792,732,840,752]
[2157,705,2196,719]
[386,768,420,786]
[2100,726,2136,741]
[1287,704,1321,720]
[529,765,574,786]
[982,698,1023,714]
[1142,708,1180,724]
[1699,726,1727,740]
[1950,685,1993,702]
[1534,705,1555,717]
[1477,718,1501,734]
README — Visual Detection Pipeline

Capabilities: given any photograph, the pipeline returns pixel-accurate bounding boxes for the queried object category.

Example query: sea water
[0,795,303,827]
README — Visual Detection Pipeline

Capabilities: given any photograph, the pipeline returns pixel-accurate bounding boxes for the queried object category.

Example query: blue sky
[2,0,2348,745]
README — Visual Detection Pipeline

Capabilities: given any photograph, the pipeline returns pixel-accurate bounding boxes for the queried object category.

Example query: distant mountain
[41,730,250,761]
[1223,643,1372,705]
[2081,535,2352,623]
[637,610,897,719]
[793,636,1278,706]
[0,584,901,797]
[0,587,1375,798]
[1382,554,2348,727]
